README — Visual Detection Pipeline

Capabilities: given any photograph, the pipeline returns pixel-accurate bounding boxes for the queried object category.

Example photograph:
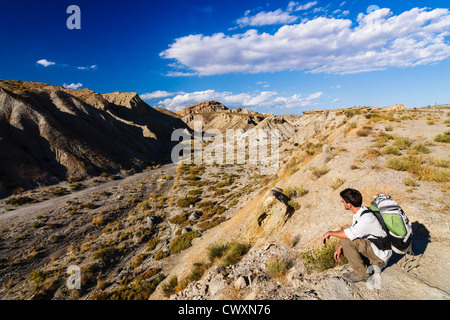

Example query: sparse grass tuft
[329,178,346,191]
[177,196,201,208]
[309,166,330,179]
[392,137,413,149]
[219,242,250,267]
[434,131,450,143]
[206,241,250,267]
[382,145,402,156]
[408,143,431,155]
[283,186,309,198]
[356,126,372,137]
[385,155,422,173]
[161,276,178,298]
[265,259,289,281]
[386,156,450,183]
[169,231,201,254]
[4,196,36,207]
[207,243,229,262]
[403,177,420,187]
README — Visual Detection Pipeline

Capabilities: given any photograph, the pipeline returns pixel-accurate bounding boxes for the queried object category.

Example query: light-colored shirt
[344,207,392,263]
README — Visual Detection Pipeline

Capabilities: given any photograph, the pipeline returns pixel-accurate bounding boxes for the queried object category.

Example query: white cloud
[288,1,318,12]
[154,89,323,112]
[36,59,55,67]
[141,90,184,100]
[36,59,98,71]
[63,83,83,90]
[237,9,298,27]
[77,65,97,70]
[161,7,450,76]
[165,71,199,77]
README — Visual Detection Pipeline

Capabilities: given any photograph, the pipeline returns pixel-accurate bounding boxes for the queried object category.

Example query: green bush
[206,241,250,267]
[381,145,402,156]
[187,188,203,196]
[300,240,347,273]
[219,242,250,267]
[52,187,68,196]
[154,250,169,261]
[329,178,346,191]
[169,231,201,254]
[287,200,301,211]
[188,262,208,282]
[4,196,35,207]
[177,196,201,208]
[393,137,413,149]
[309,166,330,179]
[93,246,123,263]
[207,243,229,262]
[161,276,178,298]
[183,174,200,181]
[197,216,226,231]
[103,273,164,300]
[265,259,289,280]
[408,143,431,155]
[435,131,450,143]
[385,156,449,183]
[283,186,309,198]
[385,155,422,173]
[170,212,189,225]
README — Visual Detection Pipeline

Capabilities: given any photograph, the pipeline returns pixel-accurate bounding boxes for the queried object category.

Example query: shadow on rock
[387,221,430,266]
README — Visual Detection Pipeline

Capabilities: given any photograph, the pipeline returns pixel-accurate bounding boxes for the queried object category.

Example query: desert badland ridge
[0,80,449,300]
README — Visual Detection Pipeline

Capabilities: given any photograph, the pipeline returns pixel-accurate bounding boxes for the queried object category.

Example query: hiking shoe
[342,272,369,283]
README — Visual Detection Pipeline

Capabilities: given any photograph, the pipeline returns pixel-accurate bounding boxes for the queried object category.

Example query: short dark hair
[340,188,363,207]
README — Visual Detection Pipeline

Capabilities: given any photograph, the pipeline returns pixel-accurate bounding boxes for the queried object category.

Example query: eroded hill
[0,80,189,198]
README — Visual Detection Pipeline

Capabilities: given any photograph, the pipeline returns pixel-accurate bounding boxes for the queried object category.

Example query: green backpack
[369,194,413,254]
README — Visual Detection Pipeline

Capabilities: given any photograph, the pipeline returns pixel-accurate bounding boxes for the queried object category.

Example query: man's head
[340,188,363,210]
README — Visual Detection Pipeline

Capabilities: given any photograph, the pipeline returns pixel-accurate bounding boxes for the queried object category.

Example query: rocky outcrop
[382,104,407,112]
[176,101,229,117]
[257,188,295,233]
[102,92,190,143]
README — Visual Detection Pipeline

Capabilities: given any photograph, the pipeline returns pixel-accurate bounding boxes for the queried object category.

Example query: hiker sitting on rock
[322,188,392,283]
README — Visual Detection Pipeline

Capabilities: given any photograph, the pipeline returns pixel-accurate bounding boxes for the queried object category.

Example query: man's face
[342,199,352,211]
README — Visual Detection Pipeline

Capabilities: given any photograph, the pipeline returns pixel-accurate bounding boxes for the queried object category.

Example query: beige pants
[341,238,384,278]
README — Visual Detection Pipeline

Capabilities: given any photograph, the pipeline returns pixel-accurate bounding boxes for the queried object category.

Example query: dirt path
[0,162,178,225]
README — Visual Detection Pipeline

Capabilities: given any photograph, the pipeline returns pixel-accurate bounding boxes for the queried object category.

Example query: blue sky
[1,0,449,115]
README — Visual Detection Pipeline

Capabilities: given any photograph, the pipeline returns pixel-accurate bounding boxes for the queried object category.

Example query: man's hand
[334,245,343,262]
[322,230,349,245]
[322,232,331,245]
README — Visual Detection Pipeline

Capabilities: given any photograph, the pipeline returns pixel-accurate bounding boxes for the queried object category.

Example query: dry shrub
[265,259,289,281]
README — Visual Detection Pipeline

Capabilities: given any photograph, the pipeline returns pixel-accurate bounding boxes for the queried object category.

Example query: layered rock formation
[0,80,189,197]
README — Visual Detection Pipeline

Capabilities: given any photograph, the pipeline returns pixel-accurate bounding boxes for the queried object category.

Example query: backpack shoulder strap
[361,209,389,233]
[360,209,392,251]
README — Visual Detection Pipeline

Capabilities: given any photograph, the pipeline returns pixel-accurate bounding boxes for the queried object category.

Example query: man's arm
[322,230,349,245]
